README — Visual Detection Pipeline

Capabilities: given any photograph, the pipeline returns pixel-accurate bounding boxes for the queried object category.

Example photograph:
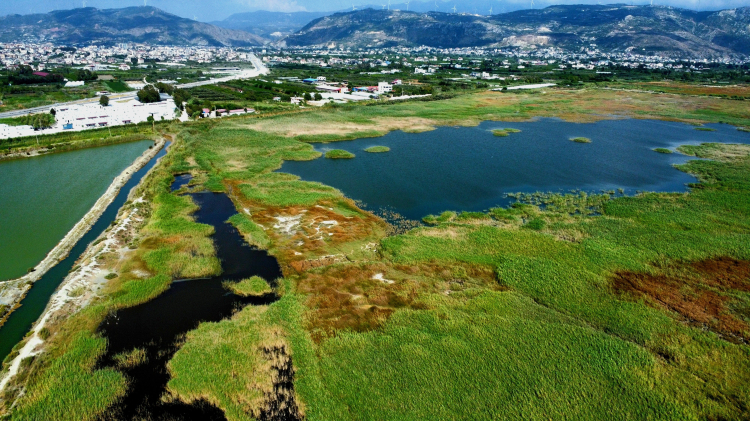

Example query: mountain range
[0,6,266,46]
[1,4,750,58]
[283,5,750,58]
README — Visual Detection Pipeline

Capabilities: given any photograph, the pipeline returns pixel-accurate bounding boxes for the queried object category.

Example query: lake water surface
[0,141,154,281]
[280,118,750,221]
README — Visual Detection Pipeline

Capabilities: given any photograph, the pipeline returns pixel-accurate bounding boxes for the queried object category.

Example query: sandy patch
[372,273,395,284]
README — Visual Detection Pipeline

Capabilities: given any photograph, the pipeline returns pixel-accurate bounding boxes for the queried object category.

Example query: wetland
[281,118,749,220]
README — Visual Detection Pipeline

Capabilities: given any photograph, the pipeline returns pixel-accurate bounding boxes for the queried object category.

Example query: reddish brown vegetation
[613,258,750,343]
[296,264,421,342]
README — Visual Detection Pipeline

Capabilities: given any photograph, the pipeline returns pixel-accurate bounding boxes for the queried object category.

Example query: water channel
[280,118,750,221]
[0,141,166,359]
[0,140,154,282]
[96,176,287,420]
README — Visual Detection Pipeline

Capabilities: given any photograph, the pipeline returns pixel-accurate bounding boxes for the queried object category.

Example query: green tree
[137,85,161,103]
[99,95,110,107]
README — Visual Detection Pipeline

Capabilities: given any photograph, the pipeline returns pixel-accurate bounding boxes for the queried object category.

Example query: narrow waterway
[0,143,166,363]
[0,140,154,282]
[96,176,284,420]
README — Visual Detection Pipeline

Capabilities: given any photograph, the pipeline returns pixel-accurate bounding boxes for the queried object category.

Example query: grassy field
[3,85,750,420]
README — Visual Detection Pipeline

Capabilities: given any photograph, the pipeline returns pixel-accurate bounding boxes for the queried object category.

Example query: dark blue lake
[279,118,750,221]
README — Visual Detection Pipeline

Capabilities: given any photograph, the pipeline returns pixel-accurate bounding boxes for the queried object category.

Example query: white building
[377,82,393,94]
[0,97,177,140]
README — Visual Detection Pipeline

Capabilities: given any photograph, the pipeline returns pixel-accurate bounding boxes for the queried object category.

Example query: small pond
[280,118,750,221]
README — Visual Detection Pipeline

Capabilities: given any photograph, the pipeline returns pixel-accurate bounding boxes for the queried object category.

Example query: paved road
[175,54,269,89]
[0,54,268,120]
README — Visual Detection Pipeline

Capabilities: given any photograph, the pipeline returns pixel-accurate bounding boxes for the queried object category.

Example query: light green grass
[364,146,390,153]
[492,129,509,137]
[224,276,272,297]
[325,149,355,159]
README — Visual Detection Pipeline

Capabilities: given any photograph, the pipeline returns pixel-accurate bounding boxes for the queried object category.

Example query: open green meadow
[3,86,750,420]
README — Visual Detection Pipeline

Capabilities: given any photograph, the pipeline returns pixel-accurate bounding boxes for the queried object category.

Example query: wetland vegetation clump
[364,146,390,153]
[654,148,673,154]
[504,128,522,133]
[423,211,457,225]
[492,129,509,137]
[571,137,592,143]
[738,127,750,132]
[224,276,272,297]
[325,149,355,159]
[695,127,716,132]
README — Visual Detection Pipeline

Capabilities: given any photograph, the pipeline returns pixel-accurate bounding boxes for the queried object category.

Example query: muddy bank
[0,138,165,326]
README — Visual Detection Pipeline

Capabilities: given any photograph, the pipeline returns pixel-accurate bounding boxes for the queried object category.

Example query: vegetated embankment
[0,138,166,327]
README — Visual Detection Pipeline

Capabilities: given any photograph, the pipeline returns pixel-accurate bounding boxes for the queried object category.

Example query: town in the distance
[2,39,748,141]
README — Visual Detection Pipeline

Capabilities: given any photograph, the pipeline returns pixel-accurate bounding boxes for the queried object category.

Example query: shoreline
[0,137,166,327]
[0,133,159,163]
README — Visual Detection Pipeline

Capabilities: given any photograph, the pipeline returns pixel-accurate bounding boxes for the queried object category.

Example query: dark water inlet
[0,142,167,362]
[96,176,286,420]
[280,118,750,221]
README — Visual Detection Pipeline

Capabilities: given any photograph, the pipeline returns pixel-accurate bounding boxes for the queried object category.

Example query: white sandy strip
[0,140,167,394]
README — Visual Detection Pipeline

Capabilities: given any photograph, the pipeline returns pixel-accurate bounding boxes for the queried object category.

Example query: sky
[1,0,748,22]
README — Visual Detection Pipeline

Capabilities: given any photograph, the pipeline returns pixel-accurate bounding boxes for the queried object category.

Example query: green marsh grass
[224,276,272,297]
[654,148,673,154]
[364,146,390,153]
[571,137,592,143]
[695,127,716,132]
[504,128,522,133]
[325,149,355,159]
[492,129,509,137]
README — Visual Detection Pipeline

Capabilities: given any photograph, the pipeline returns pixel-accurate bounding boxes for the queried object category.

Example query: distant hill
[0,6,268,46]
[212,11,329,39]
[282,5,750,58]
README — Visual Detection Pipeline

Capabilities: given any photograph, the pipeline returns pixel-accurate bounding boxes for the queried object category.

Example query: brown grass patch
[613,258,750,343]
